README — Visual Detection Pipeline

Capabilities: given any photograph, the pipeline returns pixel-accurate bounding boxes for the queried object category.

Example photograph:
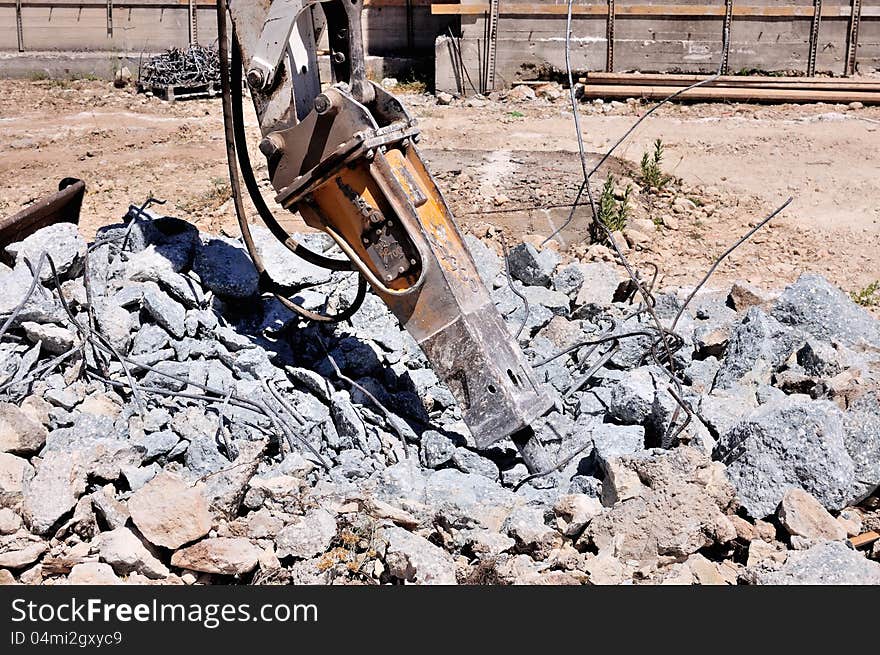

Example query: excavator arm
[218,0,555,470]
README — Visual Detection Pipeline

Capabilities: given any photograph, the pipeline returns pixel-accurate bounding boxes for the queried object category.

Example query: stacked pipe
[579,73,880,105]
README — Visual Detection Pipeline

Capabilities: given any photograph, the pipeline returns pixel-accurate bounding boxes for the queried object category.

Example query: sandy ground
[0,78,878,300]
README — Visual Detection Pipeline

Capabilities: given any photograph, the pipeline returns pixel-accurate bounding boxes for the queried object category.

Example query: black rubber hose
[228,42,354,273]
[216,0,366,323]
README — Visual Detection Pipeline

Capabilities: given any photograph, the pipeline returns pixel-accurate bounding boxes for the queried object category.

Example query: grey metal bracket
[246,0,302,91]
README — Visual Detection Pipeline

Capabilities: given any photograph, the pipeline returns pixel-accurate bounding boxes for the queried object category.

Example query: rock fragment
[0,402,47,454]
[715,397,855,517]
[507,242,560,287]
[5,222,85,282]
[68,562,120,585]
[382,526,457,584]
[96,527,170,579]
[750,541,880,585]
[193,235,259,299]
[778,489,847,542]
[772,273,880,348]
[171,537,262,576]
[275,509,337,559]
[21,451,86,535]
[128,471,212,549]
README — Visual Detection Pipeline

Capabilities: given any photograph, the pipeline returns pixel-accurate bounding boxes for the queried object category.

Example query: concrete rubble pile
[1,210,879,586]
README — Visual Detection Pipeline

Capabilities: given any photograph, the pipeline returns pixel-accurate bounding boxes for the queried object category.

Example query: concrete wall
[1,1,876,88]
[0,1,447,79]
[436,0,880,93]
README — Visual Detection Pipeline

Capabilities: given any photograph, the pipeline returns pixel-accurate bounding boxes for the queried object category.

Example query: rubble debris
[772,273,880,348]
[715,397,856,518]
[94,527,170,579]
[778,489,847,542]
[0,402,47,454]
[584,448,737,563]
[0,214,878,585]
[127,472,212,549]
[382,526,457,585]
[170,537,262,576]
[748,541,880,585]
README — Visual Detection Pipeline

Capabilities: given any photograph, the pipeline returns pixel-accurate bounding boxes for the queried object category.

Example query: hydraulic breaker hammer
[218,0,555,469]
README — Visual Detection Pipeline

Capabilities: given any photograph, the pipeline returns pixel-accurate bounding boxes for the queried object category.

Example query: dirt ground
[0,78,878,301]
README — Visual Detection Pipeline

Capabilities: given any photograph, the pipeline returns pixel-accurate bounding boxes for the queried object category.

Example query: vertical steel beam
[188,0,199,45]
[845,0,862,76]
[486,0,500,91]
[807,0,822,77]
[606,0,615,72]
[15,0,24,52]
[721,0,734,74]
[107,0,113,38]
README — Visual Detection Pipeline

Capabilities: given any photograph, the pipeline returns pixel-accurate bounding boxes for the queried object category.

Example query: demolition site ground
[1,78,880,586]
[1,78,878,300]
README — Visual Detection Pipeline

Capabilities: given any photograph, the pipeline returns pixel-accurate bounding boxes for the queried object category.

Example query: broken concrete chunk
[0,453,34,510]
[131,323,170,356]
[0,264,64,326]
[727,280,771,312]
[842,390,880,503]
[591,423,645,463]
[574,262,625,310]
[91,486,130,530]
[0,534,48,569]
[772,273,880,348]
[0,402,47,455]
[553,494,603,536]
[503,506,563,560]
[0,507,22,535]
[796,339,843,378]
[93,299,133,353]
[5,222,85,282]
[715,397,855,518]
[193,235,259,299]
[715,307,803,389]
[451,448,500,480]
[778,488,847,542]
[507,242,560,287]
[606,368,655,424]
[551,263,584,298]
[170,537,262,576]
[21,451,87,535]
[746,539,787,569]
[382,525,457,585]
[128,471,212,549]
[142,283,186,339]
[274,509,337,559]
[96,527,170,579]
[20,321,76,355]
[750,541,880,585]
[587,448,736,561]
[43,413,143,481]
[419,430,456,469]
[68,562,120,585]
